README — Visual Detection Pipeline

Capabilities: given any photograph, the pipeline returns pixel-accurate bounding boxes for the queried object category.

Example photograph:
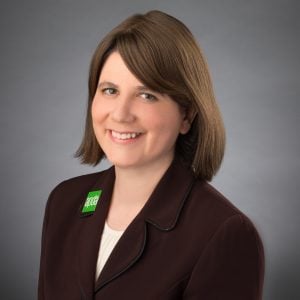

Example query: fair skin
[91,51,190,230]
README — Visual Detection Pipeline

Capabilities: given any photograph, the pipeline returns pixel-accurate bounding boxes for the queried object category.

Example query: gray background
[0,0,299,299]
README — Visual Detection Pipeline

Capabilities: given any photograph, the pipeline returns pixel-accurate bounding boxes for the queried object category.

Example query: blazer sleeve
[37,186,57,300]
[183,214,265,300]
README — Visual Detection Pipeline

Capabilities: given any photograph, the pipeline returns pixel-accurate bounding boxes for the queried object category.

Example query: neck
[112,156,174,207]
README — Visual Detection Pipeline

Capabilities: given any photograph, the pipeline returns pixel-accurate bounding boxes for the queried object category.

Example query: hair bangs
[116,30,184,97]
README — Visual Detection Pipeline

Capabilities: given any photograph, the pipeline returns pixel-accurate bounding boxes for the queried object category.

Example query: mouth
[110,130,142,141]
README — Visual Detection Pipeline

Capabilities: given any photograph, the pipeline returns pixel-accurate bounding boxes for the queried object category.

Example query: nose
[110,96,136,123]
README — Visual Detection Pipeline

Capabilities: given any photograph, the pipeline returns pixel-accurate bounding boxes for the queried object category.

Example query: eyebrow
[98,81,152,92]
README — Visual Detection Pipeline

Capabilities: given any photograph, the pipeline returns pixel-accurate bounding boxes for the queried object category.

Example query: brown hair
[75,10,226,181]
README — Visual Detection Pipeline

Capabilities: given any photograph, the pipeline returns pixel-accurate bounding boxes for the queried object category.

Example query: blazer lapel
[94,214,147,292]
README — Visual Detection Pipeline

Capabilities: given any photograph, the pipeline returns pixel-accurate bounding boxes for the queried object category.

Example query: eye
[140,92,158,102]
[102,87,118,95]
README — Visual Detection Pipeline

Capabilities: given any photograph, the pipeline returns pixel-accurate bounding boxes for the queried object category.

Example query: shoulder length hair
[75,10,226,181]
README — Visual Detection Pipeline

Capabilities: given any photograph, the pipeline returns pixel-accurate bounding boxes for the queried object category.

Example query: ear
[179,118,191,134]
[179,109,196,135]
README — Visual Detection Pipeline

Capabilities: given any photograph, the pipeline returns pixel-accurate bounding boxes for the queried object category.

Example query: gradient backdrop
[0,0,299,299]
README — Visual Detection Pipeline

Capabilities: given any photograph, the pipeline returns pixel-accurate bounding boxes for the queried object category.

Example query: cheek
[148,113,183,139]
[91,98,105,123]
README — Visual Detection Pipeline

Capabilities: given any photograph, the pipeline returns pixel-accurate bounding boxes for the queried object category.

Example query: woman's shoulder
[54,170,106,192]
[181,179,264,266]
[186,179,261,240]
[190,179,245,218]
[44,167,113,217]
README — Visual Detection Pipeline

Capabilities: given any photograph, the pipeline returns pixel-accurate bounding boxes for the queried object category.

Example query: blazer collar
[139,157,196,231]
[76,157,196,296]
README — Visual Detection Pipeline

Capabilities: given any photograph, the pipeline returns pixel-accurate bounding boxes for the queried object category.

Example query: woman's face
[91,51,190,170]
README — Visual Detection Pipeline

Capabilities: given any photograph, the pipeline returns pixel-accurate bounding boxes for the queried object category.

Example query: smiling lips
[110,130,142,140]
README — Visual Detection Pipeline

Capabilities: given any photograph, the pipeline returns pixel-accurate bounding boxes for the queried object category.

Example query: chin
[106,157,141,169]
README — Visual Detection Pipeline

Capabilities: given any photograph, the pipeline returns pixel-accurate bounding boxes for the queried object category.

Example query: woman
[38,10,264,299]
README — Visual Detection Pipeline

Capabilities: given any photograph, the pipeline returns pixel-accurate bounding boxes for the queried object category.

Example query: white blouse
[95,222,125,281]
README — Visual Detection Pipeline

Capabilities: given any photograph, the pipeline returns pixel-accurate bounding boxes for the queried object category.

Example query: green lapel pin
[81,190,102,213]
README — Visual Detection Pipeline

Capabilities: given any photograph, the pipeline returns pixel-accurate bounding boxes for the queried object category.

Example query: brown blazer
[38,158,264,299]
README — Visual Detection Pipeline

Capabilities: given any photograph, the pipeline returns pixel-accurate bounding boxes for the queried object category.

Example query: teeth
[111,130,140,140]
